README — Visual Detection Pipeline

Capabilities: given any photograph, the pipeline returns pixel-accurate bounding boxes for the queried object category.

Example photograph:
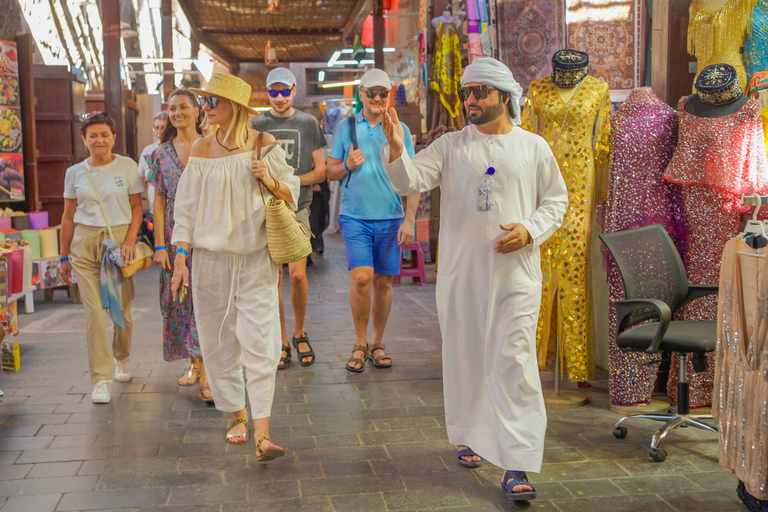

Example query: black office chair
[599,224,719,462]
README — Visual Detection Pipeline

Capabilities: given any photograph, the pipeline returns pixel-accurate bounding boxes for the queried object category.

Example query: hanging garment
[382,124,569,472]
[521,75,611,382]
[149,142,201,362]
[745,0,768,83]
[429,21,464,132]
[663,97,768,407]
[598,88,688,405]
[713,238,768,500]
[688,0,758,92]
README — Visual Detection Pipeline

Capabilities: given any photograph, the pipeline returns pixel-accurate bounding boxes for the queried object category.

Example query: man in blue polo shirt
[327,68,420,372]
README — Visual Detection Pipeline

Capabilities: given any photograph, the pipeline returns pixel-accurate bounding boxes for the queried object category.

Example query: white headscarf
[460,58,523,125]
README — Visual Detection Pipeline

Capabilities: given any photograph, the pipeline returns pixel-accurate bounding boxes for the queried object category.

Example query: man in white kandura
[381,57,568,501]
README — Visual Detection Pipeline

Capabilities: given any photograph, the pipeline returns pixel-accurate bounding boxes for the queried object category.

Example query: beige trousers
[70,224,135,384]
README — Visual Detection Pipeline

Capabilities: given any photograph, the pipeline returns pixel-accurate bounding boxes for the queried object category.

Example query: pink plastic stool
[393,242,427,286]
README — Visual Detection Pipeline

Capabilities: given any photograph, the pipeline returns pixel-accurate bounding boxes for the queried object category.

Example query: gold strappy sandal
[225,418,248,444]
[178,365,200,386]
[256,436,286,461]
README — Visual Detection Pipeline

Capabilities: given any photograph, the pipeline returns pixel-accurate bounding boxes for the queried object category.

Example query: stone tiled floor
[0,234,744,511]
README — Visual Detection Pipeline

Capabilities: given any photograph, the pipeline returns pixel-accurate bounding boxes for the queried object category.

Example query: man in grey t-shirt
[250,67,327,369]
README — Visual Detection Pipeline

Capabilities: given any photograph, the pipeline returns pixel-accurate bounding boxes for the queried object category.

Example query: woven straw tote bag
[257,139,313,264]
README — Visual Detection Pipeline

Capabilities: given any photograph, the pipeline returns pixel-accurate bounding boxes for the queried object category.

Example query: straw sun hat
[189,72,259,115]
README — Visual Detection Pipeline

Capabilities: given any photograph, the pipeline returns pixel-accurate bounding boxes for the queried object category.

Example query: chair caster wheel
[613,427,627,439]
[650,449,667,462]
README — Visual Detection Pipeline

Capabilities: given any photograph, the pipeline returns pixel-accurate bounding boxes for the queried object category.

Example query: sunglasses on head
[457,85,498,102]
[362,88,389,99]
[197,96,220,109]
[83,111,109,120]
[268,88,293,98]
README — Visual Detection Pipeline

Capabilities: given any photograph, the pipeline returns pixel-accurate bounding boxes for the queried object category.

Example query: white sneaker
[91,380,111,404]
[114,358,132,382]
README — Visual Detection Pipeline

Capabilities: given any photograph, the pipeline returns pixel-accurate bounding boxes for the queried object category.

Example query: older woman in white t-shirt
[59,112,144,404]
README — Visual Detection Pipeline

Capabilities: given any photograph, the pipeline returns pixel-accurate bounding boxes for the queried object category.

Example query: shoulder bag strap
[81,166,116,241]
[256,132,282,205]
[344,115,357,188]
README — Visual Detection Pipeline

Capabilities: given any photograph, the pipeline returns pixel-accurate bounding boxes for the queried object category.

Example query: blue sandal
[457,447,483,468]
[502,470,537,501]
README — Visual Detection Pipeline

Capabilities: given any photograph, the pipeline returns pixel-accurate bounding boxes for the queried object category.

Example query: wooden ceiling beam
[200,27,342,36]
[176,0,235,67]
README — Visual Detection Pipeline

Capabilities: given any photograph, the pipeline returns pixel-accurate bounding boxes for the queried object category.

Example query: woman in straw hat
[170,72,300,461]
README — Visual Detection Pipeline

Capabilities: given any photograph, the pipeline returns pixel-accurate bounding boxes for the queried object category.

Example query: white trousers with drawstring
[191,248,281,418]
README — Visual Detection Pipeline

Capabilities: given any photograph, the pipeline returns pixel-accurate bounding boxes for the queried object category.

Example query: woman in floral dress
[149,88,212,401]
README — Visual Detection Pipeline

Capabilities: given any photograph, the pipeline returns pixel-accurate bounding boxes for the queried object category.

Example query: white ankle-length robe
[383,125,568,472]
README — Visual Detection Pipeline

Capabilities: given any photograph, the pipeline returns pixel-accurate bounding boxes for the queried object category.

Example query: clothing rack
[741,195,768,206]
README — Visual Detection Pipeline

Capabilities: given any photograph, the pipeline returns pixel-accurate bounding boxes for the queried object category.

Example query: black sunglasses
[362,89,389,99]
[83,111,109,120]
[458,85,498,102]
[268,88,293,98]
[197,96,220,109]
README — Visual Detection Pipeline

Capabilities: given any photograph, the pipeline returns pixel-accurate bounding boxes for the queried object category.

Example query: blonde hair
[220,100,251,149]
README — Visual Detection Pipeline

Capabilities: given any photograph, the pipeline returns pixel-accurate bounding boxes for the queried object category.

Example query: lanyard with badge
[477,166,496,212]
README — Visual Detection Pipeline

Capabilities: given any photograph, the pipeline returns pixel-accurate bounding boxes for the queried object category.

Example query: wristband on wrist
[155,245,166,251]
[176,248,189,257]
[344,159,352,172]
[60,256,69,263]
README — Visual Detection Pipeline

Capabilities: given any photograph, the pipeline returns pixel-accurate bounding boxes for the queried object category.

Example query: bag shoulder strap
[256,132,282,205]
[348,115,357,149]
[81,165,116,240]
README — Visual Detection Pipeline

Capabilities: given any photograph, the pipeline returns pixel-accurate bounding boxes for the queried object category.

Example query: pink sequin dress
[600,88,688,406]
[664,97,768,407]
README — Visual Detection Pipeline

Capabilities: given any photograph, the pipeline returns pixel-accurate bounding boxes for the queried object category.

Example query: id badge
[477,182,493,212]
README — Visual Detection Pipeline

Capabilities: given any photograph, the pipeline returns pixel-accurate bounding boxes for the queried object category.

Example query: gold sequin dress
[429,22,464,132]
[688,0,759,92]
[713,238,768,500]
[664,97,768,407]
[522,75,611,381]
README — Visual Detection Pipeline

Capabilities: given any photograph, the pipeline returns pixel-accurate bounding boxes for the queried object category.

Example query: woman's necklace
[215,128,240,155]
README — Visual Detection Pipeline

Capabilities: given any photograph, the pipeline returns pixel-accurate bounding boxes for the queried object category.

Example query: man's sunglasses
[362,89,389,99]
[268,88,293,98]
[457,85,498,102]
[197,96,220,109]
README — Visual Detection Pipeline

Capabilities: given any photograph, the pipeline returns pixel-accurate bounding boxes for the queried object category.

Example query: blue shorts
[339,215,402,275]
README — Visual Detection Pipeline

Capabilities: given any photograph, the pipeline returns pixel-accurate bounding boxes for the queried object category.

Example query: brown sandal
[178,365,199,386]
[226,418,248,444]
[368,343,392,368]
[256,436,285,461]
[346,345,368,373]
[198,382,214,403]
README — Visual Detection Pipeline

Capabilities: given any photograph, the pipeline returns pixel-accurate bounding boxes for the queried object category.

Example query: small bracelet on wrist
[155,245,166,251]
[273,177,280,193]
[59,256,69,263]
[176,248,189,257]
[344,160,352,172]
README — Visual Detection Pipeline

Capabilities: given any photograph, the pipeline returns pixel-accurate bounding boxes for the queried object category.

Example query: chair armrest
[681,284,718,306]
[615,298,672,354]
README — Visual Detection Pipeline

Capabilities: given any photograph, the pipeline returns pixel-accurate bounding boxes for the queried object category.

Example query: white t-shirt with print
[63,155,143,227]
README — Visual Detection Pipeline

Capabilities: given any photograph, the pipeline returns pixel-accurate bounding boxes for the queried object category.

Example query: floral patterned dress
[149,142,200,361]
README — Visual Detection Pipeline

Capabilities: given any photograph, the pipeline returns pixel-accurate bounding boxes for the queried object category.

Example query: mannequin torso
[432,11,462,30]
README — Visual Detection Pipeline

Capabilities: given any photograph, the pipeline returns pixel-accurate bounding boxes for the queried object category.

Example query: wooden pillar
[162,0,174,100]
[651,0,693,106]
[102,0,126,155]
[373,0,385,69]
[17,33,40,211]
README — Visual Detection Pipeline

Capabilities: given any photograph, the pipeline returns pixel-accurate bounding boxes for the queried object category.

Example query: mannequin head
[551,49,589,89]
[695,63,743,106]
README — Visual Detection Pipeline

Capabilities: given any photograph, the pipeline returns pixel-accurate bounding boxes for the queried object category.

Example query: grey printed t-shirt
[250,110,326,211]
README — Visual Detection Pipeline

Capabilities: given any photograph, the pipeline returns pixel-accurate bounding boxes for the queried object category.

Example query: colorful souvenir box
[32,258,74,289]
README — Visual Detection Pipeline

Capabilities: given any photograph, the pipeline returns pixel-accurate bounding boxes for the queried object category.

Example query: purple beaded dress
[599,88,688,406]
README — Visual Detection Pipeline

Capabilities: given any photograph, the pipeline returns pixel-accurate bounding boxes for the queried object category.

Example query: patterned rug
[496,0,567,91]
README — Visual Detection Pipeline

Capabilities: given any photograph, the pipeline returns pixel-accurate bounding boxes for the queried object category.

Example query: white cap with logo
[359,68,392,89]
[266,67,296,87]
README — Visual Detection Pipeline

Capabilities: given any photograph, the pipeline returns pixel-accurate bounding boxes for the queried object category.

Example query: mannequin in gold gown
[521,50,611,382]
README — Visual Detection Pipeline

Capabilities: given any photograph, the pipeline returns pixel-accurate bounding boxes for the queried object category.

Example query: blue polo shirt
[331,112,415,220]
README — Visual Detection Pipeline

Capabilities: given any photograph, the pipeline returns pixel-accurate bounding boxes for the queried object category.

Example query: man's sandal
[225,418,248,444]
[457,447,483,468]
[292,334,315,366]
[368,343,392,368]
[279,344,291,370]
[198,383,214,403]
[502,470,537,501]
[346,345,368,373]
[256,436,286,461]
[178,365,199,386]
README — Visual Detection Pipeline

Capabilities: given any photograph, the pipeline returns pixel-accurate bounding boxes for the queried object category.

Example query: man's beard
[468,102,504,125]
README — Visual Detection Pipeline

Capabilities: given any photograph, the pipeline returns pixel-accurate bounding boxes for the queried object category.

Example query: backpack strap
[344,115,357,188]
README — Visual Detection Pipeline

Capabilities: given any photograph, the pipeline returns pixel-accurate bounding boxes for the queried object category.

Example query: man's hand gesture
[495,223,531,254]
[382,107,405,161]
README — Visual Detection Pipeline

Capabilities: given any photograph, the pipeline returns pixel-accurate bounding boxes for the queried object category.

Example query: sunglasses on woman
[268,88,293,98]
[457,85,498,102]
[362,89,389,99]
[197,96,220,109]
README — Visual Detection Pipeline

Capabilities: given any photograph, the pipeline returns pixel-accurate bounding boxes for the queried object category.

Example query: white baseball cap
[266,67,296,87]
[359,68,392,89]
